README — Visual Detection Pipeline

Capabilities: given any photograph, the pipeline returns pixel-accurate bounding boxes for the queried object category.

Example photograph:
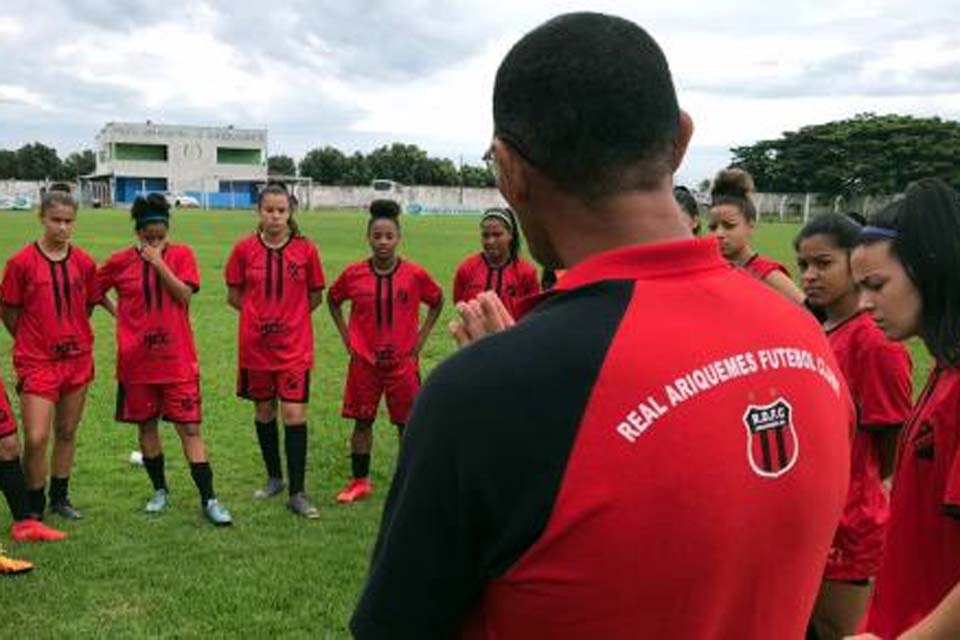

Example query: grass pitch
[0,210,930,638]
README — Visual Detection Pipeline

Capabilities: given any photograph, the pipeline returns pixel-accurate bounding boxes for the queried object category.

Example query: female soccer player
[795,214,912,639]
[226,183,325,518]
[708,168,805,303]
[0,188,99,520]
[97,194,231,526]
[674,185,701,235]
[453,207,538,317]
[328,199,443,503]
[849,179,960,639]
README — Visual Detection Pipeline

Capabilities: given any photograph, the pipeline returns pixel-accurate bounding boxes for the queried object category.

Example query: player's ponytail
[130,193,171,229]
[711,168,757,223]
[257,182,301,237]
[367,199,402,233]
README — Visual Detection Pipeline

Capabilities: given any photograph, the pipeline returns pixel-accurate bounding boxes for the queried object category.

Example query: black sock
[0,458,31,521]
[143,453,168,492]
[28,487,46,518]
[49,476,69,505]
[395,423,406,438]
[351,453,371,479]
[255,419,282,480]
[285,424,307,496]
[189,462,215,505]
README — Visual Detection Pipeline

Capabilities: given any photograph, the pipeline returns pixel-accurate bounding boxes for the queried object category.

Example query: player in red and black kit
[795,214,912,639]
[0,189,103,521]
[848,180,960,640]
[226,183,325,518]
[453,207,538,317]
[97,194,232,527]
[352,15,851,638]
[708,168,806,303]
[328,200,443,504]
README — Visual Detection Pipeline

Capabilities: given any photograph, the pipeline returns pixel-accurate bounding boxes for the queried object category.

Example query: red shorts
[115,379,202,425]
[0,381,16,439]
[237,368,311,403]
[15,356,94,403]
[342,358,420,424]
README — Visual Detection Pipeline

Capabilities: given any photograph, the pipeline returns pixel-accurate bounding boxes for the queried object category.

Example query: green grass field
[0,210,932,638]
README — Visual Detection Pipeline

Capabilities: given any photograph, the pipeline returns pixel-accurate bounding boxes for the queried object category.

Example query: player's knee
[0,433,20,459]
[281,405,307,426]
[23,427,49,451]
[255,401,277,423]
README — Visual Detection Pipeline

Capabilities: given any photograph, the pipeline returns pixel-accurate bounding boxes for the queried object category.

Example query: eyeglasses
[483,144,498,181]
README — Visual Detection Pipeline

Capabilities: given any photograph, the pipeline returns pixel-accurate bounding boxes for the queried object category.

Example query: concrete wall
[308,185,507,213]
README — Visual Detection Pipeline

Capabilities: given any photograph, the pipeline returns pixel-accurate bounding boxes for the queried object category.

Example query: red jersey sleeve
[82,253,101,305]
[224,242,246,288]
[418,266,443,308]
[453,262,469,304]
[96,252,121,298]
[858,342,912,429]
[0,257,24,307]
[172,246,200,292]
[519,261,541,298]
[307,243,325,291]
[328,269,350,306]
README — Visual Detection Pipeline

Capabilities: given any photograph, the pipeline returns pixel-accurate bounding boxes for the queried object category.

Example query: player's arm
[328,299,353,356]
[0,304,18,337]
[890,579,960,639]
[142,245,194,305]
[227,286,243,311]
[309,289,323,311]
[98,295,117,318]
[764,270,807,304]
[874,427,902,480]
[413,296,443,357]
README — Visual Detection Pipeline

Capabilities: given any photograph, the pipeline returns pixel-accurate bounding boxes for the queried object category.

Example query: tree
[268,154,297,176]
[0,150,15,179]
[299,146,348,184]
[731,113,960,196]
[60,150,96,179]
[461,164,495,187]
[14,142,62,180]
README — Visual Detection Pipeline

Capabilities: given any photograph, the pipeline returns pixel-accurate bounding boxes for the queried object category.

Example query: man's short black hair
[493,12,679,200]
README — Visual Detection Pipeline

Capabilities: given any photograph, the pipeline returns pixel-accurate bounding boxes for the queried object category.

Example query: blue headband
[860,225,898,240]
[135,211,169,230]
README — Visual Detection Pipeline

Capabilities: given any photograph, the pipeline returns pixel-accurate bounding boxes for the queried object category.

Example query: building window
[217,147,263,165]
[114,143,168,162]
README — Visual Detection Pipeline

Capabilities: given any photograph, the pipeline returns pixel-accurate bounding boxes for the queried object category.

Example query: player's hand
[140,243,165,265]
[450,291,515,348]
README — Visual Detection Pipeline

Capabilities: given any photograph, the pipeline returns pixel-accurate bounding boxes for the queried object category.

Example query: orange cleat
[336,478,373,503]
[10,519,68,542]
[0,550,33,575]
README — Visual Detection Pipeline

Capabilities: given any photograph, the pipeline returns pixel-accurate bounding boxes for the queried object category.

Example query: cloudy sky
[1,0,959,184]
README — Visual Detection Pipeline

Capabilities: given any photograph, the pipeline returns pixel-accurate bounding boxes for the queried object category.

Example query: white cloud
[0,84,51,111]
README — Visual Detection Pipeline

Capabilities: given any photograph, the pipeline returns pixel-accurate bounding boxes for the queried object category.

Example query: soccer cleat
[50,500,84,520]
[10,519,67,542]
[144,489,169,514]
[253,477,285,500]
[286,492,320,519]
[336,478,373,504]
[0,549,33,575]
[203,499,233,527]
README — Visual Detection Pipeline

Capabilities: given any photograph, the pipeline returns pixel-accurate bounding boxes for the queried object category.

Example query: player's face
[796,234,854,309]
[851,242,921,341]
[707,205,751,260]
[481,219,511,264]
[137,222,169,248]
[368,219,399,261]
[40,203,77,245]
[259,193,291,238]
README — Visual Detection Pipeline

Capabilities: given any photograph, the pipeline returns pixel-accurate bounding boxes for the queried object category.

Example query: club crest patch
[743,397,798,478]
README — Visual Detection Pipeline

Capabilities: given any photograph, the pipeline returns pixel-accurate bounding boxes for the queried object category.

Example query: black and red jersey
[453,253,539,317]
[0,243,98,364]
[352,237,852,639]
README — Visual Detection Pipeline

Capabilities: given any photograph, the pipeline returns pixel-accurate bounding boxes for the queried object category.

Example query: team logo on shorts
[743,397,798,478]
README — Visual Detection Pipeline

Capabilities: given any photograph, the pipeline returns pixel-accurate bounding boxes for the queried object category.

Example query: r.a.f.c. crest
[743,397,798,478]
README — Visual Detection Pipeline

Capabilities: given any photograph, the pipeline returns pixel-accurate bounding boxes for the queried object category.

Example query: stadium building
[85,121,267,207]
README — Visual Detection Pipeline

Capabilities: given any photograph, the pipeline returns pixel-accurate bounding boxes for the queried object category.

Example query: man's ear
[671,109,694,172]
[494,139,530,210]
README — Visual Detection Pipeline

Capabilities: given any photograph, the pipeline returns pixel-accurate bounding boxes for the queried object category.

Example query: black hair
[130,193,170,230]
[257,181,301,236]
[493,12,679,201]
[711,168,757,222]
[857,178,960,365]
[367,199,401,233]
[794,213,862,252]
[481,207,522,259]
[673,185,700,234]
[845,211,867,226]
